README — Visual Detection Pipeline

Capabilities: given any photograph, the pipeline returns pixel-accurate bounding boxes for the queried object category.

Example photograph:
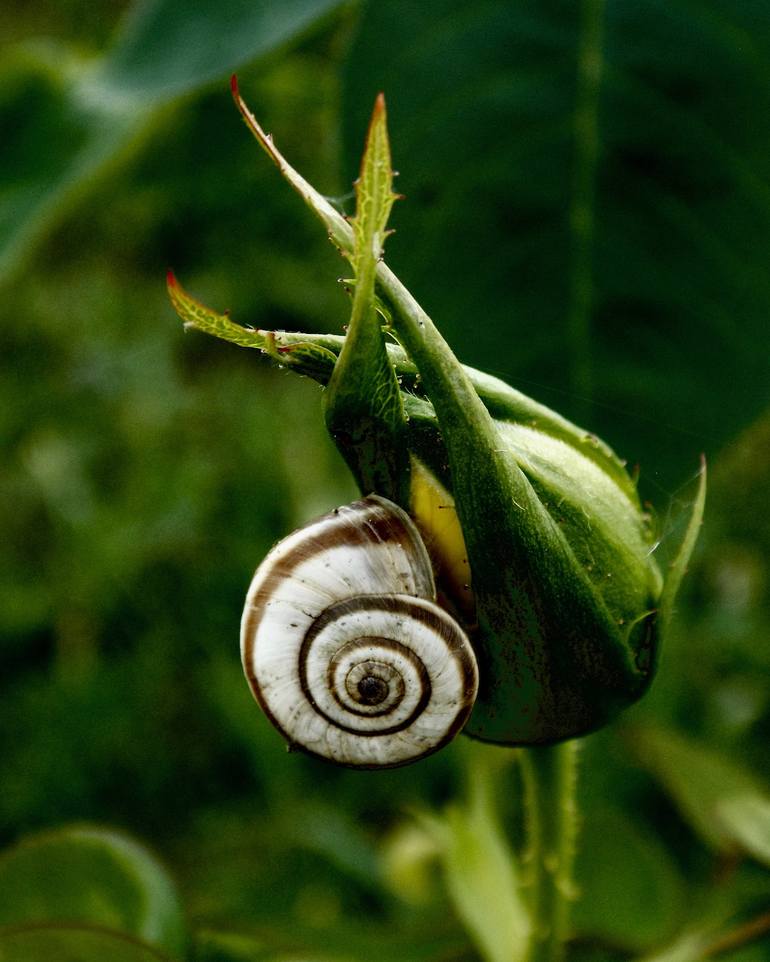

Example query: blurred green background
[2,1,770,960]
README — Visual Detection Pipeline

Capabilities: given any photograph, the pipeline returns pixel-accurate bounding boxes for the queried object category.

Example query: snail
[241,495,479,768]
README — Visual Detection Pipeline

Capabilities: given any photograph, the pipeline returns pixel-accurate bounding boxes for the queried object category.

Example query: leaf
[638,914,770,962]
[0,50,148,285]
[168,270,348,384]
[716,795,770,869]
[192,922,460,962]
[658,456,707,627]
[0,0,344,285]
[192,928,360,962]
[634,726,770,861]
[417,751,530,962]
[96,0,345,101]
[341,1,770,487]
[278,802,382,893]
[638,929,713,962]
[0,825,185,957]
[191,930,270,962]
[572,806,685,952]
[0,924,176,962]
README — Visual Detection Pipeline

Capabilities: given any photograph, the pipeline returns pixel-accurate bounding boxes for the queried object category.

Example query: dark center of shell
[356,675,389,705]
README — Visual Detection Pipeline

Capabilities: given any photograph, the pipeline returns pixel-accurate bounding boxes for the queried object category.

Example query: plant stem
[520,741,579,962]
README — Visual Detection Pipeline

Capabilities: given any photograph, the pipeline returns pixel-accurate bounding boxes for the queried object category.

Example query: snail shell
[241,495,479,768]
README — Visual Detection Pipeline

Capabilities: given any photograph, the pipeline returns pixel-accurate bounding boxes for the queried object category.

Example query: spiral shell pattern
[241,496,478,768]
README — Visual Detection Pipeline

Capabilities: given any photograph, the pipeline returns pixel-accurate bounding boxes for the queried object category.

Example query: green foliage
[416,750,530,962]
[2,0,770,960]
[99,0,345,100]
[658,460,706,630]
[0,825,184,962]
[341,1,770,490]
[717,796,770,869]
[572,806,684,951]
[0,927,176,962]
[0,0,343,283]
[634,725,770,863]
[0,825,185,954]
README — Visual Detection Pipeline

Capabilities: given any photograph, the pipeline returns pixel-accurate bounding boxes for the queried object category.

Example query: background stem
[520,741,579,962]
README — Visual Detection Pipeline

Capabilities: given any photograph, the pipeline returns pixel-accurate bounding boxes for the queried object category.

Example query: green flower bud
[169,85,705,747]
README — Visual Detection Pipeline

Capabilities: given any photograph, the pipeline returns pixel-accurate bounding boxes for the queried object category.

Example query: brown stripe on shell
[328,640,410,718]
[298,593,475,739]
[250,496,434,606]
[241,496,435,686]
[318,638,430,735]
[298,595,432,732]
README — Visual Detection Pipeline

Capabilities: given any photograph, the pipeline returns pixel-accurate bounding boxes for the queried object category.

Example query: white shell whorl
[241,495,478,768]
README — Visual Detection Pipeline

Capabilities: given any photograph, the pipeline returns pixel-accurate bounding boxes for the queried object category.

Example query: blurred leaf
[193,928,360,962]
[380,822,441,906]
[717,796,770,869]
[659,457,706,628]
[417,751,530,962]
[0,825,185,957]
[0,924,176,962]
[0,50,147,285]
[192,930,270,962]
[97,0,345,100]
[0,0,344,283]
[342,1,770,485]
[572,806,684,952]
[634,726,770,859]
[638,929,713,962]
[191,921,461,962]
[279,802,382,892]
[640,914,770,962]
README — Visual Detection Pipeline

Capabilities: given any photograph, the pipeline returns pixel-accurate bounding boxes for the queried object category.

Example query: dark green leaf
[0,825,185,957]
[191,930,270,962]
[342,1,770,486]
[659,457,706,627]
[0,924,176,962]
[572,806,684,951]
[634,726,770,861]
[192,927,360,962]
[0,0,343,284]
[417,751,529,962]
[98,0,344,100]
[0,51,148,283]
[716,795,770,869]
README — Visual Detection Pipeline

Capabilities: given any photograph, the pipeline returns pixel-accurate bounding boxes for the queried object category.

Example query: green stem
[520,741,579,962]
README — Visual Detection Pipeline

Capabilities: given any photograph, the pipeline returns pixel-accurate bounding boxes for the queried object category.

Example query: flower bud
[169,85,705,746]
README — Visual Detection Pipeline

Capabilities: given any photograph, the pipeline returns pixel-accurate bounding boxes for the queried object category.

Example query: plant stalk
[520,741,579,962]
